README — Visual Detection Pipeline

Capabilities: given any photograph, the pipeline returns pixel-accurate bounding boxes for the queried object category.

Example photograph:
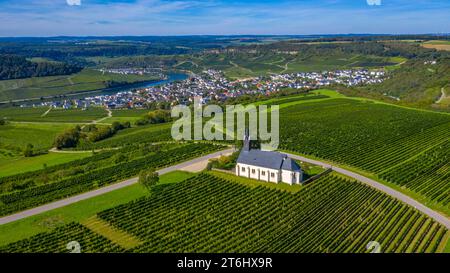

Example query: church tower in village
[243,129,250,152]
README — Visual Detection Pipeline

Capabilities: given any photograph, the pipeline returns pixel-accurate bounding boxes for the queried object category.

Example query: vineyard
[0,107,108,123]
[0,223,123,253]
[1,172,446,253]
[278,98,450,207]
[379,140,450,207]
[0,142,224,216]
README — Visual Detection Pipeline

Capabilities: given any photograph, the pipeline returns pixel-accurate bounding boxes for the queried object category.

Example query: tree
[54,126,81,149]
[139,169,159,191]
[23,143,34,157]
[111,121,123,132]
[135,110,172,126]
[206,161,214,171]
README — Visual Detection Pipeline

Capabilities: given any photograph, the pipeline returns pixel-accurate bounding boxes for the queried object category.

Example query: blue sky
[0,0,449,36]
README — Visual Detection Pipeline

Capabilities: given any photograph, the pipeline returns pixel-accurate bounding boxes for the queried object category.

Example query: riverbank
[0,72,188,106]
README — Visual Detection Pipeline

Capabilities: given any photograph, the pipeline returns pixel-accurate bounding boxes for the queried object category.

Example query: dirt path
[81,107,112,129]
[40,107,52,117]
[67,77,74,85]
[229,61,254,75]
[281,59,295,73]
[93,108,112,124]
[436,87,446,104]
[49,147,119,154]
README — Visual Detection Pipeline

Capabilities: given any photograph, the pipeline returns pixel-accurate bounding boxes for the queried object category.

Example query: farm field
[0,107,108,123]
[0,223,124,253]
[0,152,92,177]
[0,171,193,246]
[0,122,74,155]
[189,52,405,80]
[0,142,224,216]
[379,140,450,208]
[1,172,447,253]
[0,69,162,102]
[422,40,450,51]
[103,109,151,124]
[277,97,450,211]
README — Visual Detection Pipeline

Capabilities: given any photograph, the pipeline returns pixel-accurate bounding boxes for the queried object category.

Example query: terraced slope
[278,98,450,208]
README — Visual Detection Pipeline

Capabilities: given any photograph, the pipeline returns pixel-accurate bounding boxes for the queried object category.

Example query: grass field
[422,40,450,51]
[0,107,107,123]
[0,107,108,123]
[0,69,161,102]
[0,171,194,246]
[0,142,221,216]
[103,109,150,124]
[0,152,92,177]
[0,122,73,153]
[2,172,447,253]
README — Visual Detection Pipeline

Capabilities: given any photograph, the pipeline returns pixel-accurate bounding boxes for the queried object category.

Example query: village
[22,68,385,109]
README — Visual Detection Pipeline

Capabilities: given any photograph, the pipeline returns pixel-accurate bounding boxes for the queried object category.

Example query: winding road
[0,148,449,230]
[285,152,450,230]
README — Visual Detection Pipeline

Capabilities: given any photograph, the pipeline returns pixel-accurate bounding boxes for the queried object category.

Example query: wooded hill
[0,54,82,80]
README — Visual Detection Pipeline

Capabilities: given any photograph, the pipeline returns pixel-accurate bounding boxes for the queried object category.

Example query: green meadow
[0,107,108,123]
[103,109,150,124]
[0,122,73,152]
[0,152,92,177]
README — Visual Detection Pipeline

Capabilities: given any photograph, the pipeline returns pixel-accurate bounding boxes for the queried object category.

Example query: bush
[87,126,114,142]
[209,152,239,170]
[23,144,34,157]
[135,110,172,126]
[53,126,81,149]
[111,121,131,132]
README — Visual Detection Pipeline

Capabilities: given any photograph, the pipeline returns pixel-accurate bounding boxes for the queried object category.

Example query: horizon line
[0,33,449,39]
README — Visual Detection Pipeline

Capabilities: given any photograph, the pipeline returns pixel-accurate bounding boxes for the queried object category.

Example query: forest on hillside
[0,55,82,80]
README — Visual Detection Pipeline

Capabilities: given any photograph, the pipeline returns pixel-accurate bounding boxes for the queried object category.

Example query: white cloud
[366,0,381,6]
[66,0,81,6]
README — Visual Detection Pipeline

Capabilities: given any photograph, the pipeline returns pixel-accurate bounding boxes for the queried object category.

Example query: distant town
[22,68,386,110]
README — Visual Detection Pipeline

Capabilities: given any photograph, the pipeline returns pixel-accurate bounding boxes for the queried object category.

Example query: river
[7,73,189,105]
[73,72,189,99]
[94,73,189,97]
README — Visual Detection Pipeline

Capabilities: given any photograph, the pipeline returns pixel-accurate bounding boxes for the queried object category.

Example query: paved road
[0,148,234,225]
[1,148,448,231]
[285,152,450,230]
